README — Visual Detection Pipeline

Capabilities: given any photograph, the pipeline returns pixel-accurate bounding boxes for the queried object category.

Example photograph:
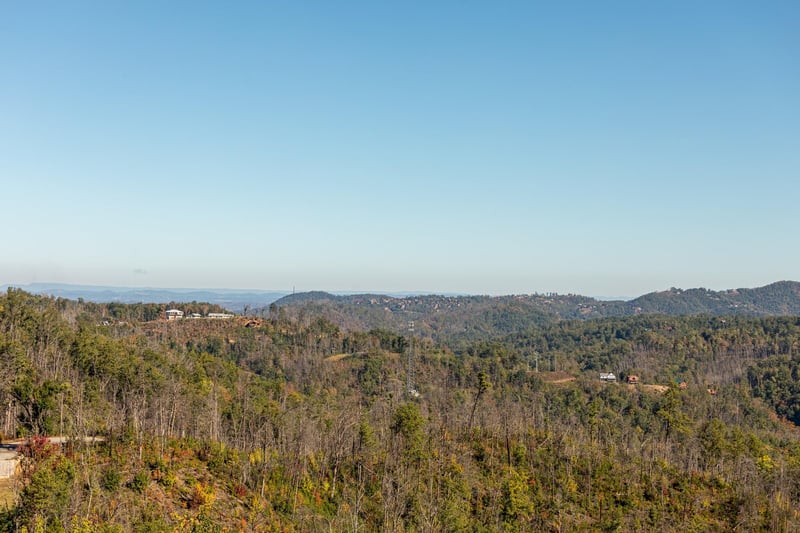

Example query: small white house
[599,372,617,382]
[165,309,184,320]
[207,313,234,319]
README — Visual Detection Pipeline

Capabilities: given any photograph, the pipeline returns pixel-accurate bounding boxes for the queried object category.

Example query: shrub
[100,468,122,492]
[128,470,150,493]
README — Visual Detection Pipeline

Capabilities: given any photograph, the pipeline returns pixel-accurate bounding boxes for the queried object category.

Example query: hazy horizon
[6,279,798,303]
[3,275,793,301]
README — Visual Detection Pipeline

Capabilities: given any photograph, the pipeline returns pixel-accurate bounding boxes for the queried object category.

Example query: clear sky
[2,1,798,297]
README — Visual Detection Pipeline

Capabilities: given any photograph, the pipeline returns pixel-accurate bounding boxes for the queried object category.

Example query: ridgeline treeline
[3,288,800,531]
[266,281,800,342]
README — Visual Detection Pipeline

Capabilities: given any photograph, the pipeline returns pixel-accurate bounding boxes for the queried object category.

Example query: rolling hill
[267,281,800,340]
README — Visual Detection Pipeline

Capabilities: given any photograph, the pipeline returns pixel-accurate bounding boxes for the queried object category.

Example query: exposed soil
[538,371,577,384]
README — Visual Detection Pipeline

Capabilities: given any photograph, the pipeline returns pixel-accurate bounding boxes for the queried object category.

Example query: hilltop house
[599,372,617,382]
[165,309,184,320]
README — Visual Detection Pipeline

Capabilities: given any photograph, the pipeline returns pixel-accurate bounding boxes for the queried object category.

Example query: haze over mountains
[0,283,289,312]
[268,280,800,319]
[0,283,460,313]
[6,281,800,324]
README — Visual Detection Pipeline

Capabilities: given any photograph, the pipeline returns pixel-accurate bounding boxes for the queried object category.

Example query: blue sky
[2,1,798,297]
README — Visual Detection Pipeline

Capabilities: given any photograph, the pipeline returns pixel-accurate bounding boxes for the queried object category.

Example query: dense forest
[3,288,800,531]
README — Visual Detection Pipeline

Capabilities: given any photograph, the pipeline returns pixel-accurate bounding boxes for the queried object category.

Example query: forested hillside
[630,281,800,316]
[268,282,800,343]
[3,288,800,531]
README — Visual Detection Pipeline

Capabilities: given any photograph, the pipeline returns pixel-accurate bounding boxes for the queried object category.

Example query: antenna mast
[406,321,419,397]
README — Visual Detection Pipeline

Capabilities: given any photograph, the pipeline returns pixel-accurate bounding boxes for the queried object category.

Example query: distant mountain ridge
[269,281,800,340]
[0,283,459,313]
[1,283,289,313]
[5,281,800,330]
[630,281,800,316]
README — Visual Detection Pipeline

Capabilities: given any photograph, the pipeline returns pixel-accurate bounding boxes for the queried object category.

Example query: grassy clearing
[324,353,354,362]
[0,479,15,510]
